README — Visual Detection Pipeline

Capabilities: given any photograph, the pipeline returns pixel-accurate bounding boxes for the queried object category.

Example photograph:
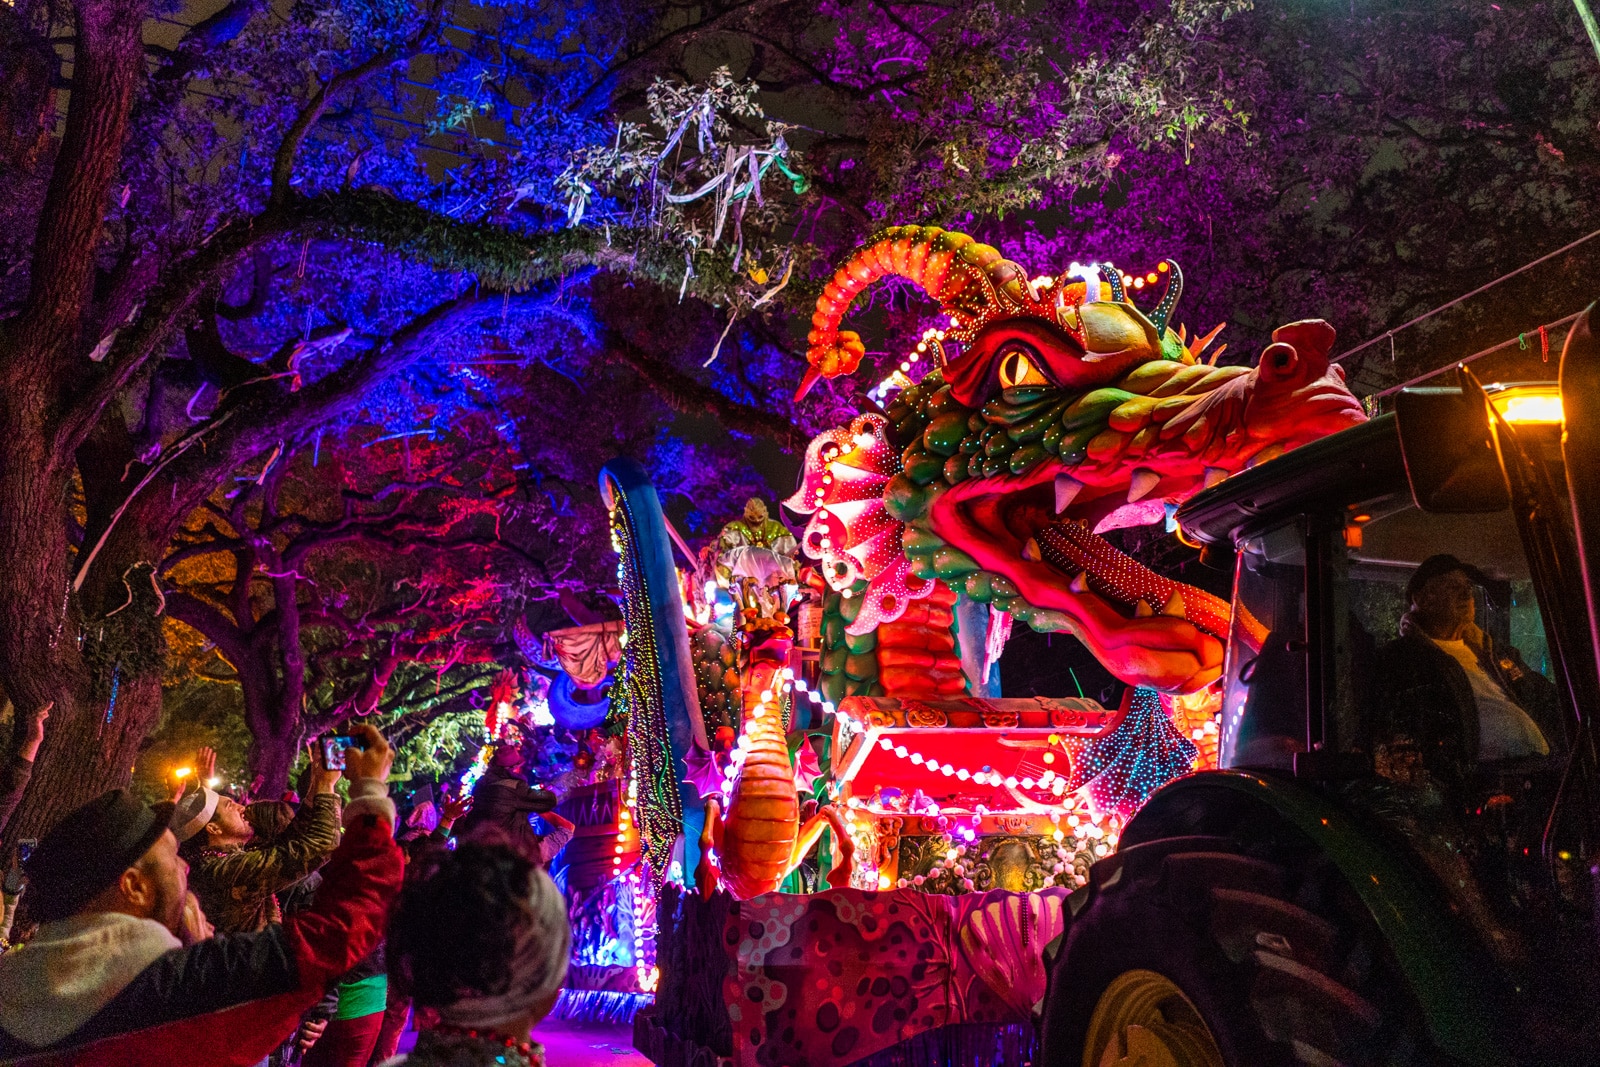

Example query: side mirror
[1393,381,1509,513]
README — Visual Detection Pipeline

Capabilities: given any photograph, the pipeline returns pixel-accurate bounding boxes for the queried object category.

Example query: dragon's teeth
[1127,469,1160,502]
[1069,572,1091,593]
[1203,466,1228,488]
[1161,591,1186,617]
[1054,474,1084,514]
[1021,537,1043,562]
[1134,599,1155,617]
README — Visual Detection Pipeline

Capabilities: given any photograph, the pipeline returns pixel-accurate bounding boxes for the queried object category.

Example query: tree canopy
[0,0,1595,831]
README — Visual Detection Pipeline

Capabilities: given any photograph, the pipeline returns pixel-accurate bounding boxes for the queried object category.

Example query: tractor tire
[1039,835,1424,1066]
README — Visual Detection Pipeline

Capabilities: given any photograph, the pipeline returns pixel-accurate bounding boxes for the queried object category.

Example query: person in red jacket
[0,724,402,1067]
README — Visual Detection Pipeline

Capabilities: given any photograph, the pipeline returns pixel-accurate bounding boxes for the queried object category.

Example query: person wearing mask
[0,725,402,1066]
[456,746,573,867]
[0,701,50,835]
[173,742,343,933]
[382,831,570,1067]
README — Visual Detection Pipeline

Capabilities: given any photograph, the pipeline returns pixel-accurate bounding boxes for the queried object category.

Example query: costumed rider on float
[715,498,799,624]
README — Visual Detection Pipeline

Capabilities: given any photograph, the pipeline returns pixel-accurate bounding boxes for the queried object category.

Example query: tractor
[1039,318,1600,1066]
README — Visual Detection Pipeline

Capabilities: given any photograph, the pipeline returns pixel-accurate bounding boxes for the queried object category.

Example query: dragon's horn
[1098,264,1126,304]
[1151,260,1183,335]
[796,225,1016,401]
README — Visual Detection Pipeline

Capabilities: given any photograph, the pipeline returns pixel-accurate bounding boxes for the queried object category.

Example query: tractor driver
[1369,555,1560,796]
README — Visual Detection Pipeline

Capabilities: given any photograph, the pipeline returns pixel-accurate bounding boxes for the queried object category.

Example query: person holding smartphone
[0,724,403,1065]
[171,734,344,934]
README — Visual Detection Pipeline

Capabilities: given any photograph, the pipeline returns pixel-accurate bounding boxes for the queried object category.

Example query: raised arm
[0,703,49,836]
[34,727,402,1067]
[538,810,575,865]
[200,759,342,894]
[504,777,558,814]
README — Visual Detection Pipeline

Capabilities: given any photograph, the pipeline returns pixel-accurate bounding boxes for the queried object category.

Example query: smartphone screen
[321,738,347,771]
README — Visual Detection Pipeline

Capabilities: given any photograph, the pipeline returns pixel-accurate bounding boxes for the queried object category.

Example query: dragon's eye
[998,346,1049,388]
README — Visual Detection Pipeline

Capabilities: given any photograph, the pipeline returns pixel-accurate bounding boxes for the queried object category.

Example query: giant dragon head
[789,226,1367,694]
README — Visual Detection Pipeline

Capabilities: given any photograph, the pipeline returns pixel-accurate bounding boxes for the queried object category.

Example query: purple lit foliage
[0,0,1595,834]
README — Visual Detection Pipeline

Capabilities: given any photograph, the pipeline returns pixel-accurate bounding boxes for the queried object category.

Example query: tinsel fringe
[845,1022,1037,1067]
[556,783,622,827]
[552,988,655,1024]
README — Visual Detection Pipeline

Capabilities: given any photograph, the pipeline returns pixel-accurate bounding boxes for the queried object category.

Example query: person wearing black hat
[454,745,573,868]
[1369,554,1560,799]
[0,724,405,1066]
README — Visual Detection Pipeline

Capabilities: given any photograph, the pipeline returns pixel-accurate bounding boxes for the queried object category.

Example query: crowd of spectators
[0,716,573,1067]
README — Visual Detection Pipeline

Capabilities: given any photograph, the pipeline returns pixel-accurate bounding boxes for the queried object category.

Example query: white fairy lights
[742,673,1124,896]
[869,327,947,402]
[612,774,659,993]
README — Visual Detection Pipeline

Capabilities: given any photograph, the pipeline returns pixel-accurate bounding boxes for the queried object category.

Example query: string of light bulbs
[714,668,1121,894]
[864,260,1174,402]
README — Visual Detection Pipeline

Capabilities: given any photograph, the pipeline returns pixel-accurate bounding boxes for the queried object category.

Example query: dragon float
[608,225,1364,906]
[700,225,1363,897]
[611,225,1369,1067]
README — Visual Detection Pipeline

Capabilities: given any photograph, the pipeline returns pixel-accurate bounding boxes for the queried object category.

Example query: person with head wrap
[173,743,343,934]
[382,831,570,1067]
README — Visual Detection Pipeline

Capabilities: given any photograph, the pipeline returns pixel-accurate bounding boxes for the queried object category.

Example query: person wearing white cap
[172,746,342,935]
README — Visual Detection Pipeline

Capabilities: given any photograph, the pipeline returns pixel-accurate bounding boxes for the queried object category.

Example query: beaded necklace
[421,1024,546,1067]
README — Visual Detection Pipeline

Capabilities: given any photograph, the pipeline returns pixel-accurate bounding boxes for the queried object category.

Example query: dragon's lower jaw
[926,465,1227,694]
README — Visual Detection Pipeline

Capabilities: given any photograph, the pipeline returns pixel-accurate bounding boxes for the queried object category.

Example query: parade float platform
[636,882,1064,1067]
[633,696,1134,1067]
[827,695,1124,893]
[830,694,1120,800]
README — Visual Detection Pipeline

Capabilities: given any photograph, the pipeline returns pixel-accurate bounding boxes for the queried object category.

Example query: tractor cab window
[1219,520,1308,771]
[1335,491,1598,997]
[1212,417,1596,1034]
[1219,497,1566,777]
[1337,491,1563,783]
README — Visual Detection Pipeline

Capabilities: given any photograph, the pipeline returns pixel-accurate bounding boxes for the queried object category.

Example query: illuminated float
[602,226,1365,1065]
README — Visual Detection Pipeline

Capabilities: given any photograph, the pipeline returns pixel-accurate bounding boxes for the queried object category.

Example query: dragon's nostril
[1259,342,1298,378]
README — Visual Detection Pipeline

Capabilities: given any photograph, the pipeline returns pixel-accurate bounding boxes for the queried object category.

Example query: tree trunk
[1,672,163,846]
[0,417,168,846]
[246,701,306,799]
[0,0,153,845]
[1,422,209,845]
[230,644,301,797]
